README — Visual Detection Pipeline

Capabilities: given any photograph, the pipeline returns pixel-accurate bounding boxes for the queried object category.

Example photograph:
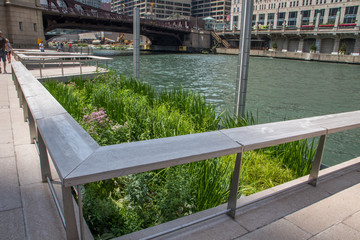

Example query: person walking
[6,38,13,63]
[0,31,9,74]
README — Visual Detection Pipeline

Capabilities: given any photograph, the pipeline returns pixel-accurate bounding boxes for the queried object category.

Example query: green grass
[43,70,317,239]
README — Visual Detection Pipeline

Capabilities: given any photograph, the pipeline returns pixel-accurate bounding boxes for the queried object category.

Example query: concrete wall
[216,48,360,64]
[183,30,211,50]
[1,0,45,48]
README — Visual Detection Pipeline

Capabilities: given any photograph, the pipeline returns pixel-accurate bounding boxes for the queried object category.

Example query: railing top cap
[65,131,241,186]
[64,110,360,186]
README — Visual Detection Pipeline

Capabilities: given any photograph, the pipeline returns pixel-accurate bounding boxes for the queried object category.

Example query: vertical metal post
[22,100,29,123]
[39,63,43,78]
[133,7,140,79]
[227,151,243,218]
[308,135,327,186]
[61,61,64,76]
[96,61,98,71]
[37,128,52,182]
[62,186,80,240]
[80,62,82,75]
[234,0,253,118]
[77,185,85,240]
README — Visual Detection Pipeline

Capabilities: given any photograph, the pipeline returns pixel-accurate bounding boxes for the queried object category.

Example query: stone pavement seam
[342,210,360,234]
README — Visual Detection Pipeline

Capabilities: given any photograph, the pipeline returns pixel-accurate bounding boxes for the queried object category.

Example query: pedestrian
[0,31,9,74]
[39,40,45,52]
[6,38,13,63]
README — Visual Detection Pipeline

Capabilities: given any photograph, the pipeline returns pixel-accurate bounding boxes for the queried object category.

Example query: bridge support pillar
[183,31,211,52]
[297,38,304,53]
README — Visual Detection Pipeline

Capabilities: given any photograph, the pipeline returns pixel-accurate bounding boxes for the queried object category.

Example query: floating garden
[44,70,317,239]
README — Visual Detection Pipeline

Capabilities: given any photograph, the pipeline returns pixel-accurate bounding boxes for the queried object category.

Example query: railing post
[62,186,80,240]
[77,185,85,240]
[39,63,43,78]
[308,135,327,186]
[37,128,52,181]
[27,107,36,144]
[227,151,243,218]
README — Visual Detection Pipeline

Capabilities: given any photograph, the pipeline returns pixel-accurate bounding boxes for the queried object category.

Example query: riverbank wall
[216,48,360,64]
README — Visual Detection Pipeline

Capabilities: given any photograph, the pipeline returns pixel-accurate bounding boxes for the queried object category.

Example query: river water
[105,54,360,166]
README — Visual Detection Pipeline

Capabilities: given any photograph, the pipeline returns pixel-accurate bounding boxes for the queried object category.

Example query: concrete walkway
[0,63,66,239]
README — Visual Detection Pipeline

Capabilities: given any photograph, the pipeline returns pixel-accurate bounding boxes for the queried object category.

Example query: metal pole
[77,185,85,240]
[39,63,42,78]
[308,135,327,186]
[133,7,140,79]
[234,0,254,118]
[227,151,243,218]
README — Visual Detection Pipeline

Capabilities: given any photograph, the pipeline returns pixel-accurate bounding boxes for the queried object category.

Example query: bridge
[42,0,193,46]
[1,0,210,51]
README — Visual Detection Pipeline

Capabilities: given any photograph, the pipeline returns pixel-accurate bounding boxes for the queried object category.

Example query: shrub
[43,71,316,238]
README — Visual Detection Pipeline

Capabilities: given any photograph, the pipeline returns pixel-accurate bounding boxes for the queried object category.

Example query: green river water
[105,54,360,166]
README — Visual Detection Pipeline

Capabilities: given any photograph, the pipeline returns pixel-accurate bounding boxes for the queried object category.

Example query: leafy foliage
[43,71,317,239]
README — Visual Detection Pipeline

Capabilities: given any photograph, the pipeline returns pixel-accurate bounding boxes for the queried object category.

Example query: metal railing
[11,61,360,239]
[14,53,111,79]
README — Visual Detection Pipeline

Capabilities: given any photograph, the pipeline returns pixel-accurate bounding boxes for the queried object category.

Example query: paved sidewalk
[0,63,66,239]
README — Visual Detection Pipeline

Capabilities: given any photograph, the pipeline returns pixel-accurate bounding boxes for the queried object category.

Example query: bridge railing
[11,61,360,239]
[41,1,193,32]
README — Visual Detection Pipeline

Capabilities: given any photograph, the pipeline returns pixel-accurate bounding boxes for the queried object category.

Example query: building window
[267,13,274,25]
[33,23,37,32]
[252,14,256,26]
[301,10,311,25]
[19,22,23,31]
[258,14,265,25]
[314,9,325,24]
[344,6,358,23]
[288,11,298,26]
[277,12,285,27]
[328,7,340,24]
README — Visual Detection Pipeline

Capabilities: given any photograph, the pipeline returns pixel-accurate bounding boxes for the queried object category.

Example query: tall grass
[43,70,318,239]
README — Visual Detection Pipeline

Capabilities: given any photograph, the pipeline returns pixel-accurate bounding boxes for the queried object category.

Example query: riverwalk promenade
[1,59,360,239]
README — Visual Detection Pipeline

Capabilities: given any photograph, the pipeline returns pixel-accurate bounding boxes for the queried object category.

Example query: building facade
[192,0,232,23]
[0,0,45,48]
[111,0,191,19]
[227,0,360,54]
[76,0,101,9]
[110,0,231,22]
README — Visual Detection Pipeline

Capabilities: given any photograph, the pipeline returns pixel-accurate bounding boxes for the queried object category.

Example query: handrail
[11,61,360,239]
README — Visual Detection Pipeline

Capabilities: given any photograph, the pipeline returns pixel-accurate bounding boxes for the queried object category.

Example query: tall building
[110,0,231,21]
[227,0,360,54]
[111,0,191,19]
[231,0,359,30]
[191,0,232,22]
[76,0,101,9]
